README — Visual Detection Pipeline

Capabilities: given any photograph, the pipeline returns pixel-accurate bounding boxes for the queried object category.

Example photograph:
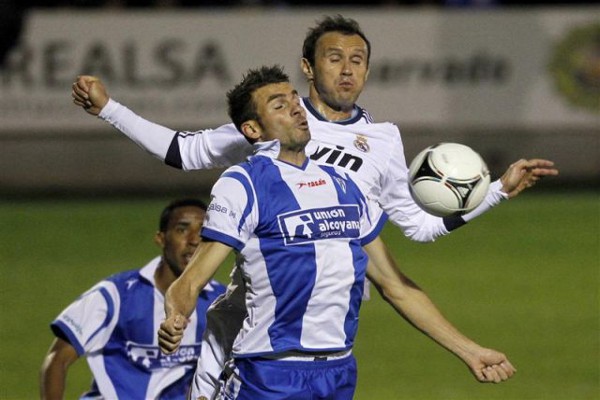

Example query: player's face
[309,32,369,113]
[157,206,205,277]
[252,82,310,151]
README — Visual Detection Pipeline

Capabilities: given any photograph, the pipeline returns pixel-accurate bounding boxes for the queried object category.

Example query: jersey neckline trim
[302,98,365,125]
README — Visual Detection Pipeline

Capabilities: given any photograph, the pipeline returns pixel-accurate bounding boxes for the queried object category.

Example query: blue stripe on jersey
[222,171,255,234]
[104,346,152,397]
[202,227,245,252]
[361,213,388,246]
[104,276,155,398]
[85,287,115,348]
[345,242,367,348]
[122,279,155,343]
[319,166,368,223]
[244,159,319,352]
[318,165,369,348]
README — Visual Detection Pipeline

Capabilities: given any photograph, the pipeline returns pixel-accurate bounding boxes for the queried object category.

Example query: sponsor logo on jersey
[353,135,370,153]
[208,202,237,219]
[277,205,361,245]
[127,342,200,370]
[62,315,83,335]
[297,178,327,189]
[309,145,364,172]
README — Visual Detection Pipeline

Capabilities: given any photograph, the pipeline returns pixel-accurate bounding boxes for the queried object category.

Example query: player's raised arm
[71,75,253,170]
[364,236,516,383]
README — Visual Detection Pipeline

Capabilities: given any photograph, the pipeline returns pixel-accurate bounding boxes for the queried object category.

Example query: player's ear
[365,66,370,82]
[241,120,261,142]
[154,231,166,249]
[300,58,313,82]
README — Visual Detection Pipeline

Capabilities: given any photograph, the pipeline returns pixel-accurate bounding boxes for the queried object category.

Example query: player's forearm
[40,358,68,400]
[384,284,482,362]
[99,98,177,163]
[165,241,232,319]
[165,276,202,320]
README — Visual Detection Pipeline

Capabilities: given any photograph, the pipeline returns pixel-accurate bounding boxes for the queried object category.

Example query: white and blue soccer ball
[408,143,491,217]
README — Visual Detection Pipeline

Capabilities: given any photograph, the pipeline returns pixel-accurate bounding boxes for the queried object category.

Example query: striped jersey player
[203,149,375,358]
[49,257,225,399]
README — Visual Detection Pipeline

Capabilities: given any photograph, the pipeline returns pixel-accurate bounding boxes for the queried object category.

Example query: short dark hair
[226,65,290,134]
[302,15,371,68]
[159,198,208,232]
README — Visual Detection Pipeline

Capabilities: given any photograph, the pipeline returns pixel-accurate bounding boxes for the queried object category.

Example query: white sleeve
[98,99,253,171]
[201,168,257,250]
[462,179,508,222]
[50,281,120,356]
[378,130,449,242]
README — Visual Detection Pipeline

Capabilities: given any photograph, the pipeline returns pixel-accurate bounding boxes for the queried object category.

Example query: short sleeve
[50,281,120,356]
[201,168,257,252]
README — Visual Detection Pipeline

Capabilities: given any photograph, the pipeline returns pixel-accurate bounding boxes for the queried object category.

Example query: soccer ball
[408,143,491,217]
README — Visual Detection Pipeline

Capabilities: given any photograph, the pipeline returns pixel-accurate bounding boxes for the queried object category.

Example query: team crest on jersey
[277,205,360,245]
[353,135,370,153]
[333,176,347,194]
[127,342,200,370]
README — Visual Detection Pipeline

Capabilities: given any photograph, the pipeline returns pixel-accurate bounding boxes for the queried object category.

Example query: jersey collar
[302,97,364,125]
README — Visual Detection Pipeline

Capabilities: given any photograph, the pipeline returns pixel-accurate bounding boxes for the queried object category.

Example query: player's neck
[307,90,353,122]
[278,150,306,167]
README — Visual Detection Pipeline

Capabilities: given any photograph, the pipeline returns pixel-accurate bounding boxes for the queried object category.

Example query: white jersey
[100,97,508,243]
[202,147,372,357]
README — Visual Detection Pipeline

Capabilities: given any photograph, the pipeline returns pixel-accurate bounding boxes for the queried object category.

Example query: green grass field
[1,192,598,399]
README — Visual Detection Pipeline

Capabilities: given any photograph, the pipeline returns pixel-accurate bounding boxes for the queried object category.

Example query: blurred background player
[158,65,516,399]
[39,198,226,399]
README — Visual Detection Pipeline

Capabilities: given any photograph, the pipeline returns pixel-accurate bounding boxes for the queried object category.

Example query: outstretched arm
[158,240,232,355]
[40,337,79,400]
[71,75,253,169]
[364,236,516,383]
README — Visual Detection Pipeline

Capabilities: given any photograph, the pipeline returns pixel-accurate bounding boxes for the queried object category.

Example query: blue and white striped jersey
[50,257,225,399]
[201,151,374,357]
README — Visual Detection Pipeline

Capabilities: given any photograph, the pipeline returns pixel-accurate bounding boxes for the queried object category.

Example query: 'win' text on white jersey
[202,152,374,357]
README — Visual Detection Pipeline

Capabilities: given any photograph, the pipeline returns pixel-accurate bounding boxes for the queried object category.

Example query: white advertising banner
[0,8,598,133]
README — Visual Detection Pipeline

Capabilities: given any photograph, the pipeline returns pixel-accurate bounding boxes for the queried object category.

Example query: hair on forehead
[159,198,208,232]
[227,65,290,134]
[302,14,371,67]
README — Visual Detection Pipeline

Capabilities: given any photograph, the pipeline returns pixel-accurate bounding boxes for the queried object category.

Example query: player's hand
[71,75,109,116]
[157,314,188,354]
[500,158,559,198]
[467,347,516,383]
